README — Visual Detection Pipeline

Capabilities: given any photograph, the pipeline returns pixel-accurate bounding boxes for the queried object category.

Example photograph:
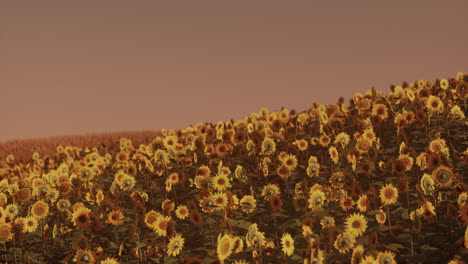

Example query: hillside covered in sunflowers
[1,73,468,264]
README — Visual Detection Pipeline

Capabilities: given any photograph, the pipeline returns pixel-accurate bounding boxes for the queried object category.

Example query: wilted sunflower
[276,164,291,181]
[73,207,92,229]
[212,172,232,192]
[419,201,436,220]
[269,195,283,211]
[345,213,368,237]
[308,190,326,212]
[261,137,276,155]
[420,173,435,196]
[73,248,95,264]
[144,210,161,228]
[31,200,49,220]
[433,165,454,188]
[376,209,387,224]
[23,215,38,233]
[334,132,351,149]
[240,195,257,213]
[281,233,294,256]
[351,244,365,264]
[320,216,336,229]
[217,233,234,264]
[334,232,356,254]
[167,233,185,257]
[379,184,398,206]
[175,205,189,220]
[376,250,396,264]
[329,146,339,164]
[107,210,124,226]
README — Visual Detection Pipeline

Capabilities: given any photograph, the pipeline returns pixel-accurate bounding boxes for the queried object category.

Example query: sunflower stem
[386,205,391,226]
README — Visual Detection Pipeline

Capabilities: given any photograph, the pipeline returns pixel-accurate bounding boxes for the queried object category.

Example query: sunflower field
[1,73,468,264]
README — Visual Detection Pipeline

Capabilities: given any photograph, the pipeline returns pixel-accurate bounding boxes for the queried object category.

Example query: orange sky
[1,0,467,141]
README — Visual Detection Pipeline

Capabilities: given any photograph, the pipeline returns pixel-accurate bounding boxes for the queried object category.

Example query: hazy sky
[1,0,467,141]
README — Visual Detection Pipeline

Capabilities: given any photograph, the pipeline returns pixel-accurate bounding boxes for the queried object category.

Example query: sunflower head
[345,213,368,238]
[379,184,398,206]
[281,233,295,256]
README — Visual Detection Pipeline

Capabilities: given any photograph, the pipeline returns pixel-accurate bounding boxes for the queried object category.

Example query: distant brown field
[0,130,163,163]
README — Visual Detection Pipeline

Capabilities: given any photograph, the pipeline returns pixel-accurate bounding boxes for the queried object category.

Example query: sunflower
[212,192,229,209]
[100,257,119,264]
[360,255,377,264]
[334,232,356,254]
[78,166,95,181]
[357,195,369,212]
[31,200,49,220]
[23,215,38,233]
[419,201,436,220]
[308,190,326,212]
[5,203,19,217]
[212,172,232,192]
[345,213,368,238]
[281,233,294,256]
[199,196,217,214]
[153,215,171,237]
[269,195,283,211]
[450,105,466,119]
[320,216,336,229]
[458,192,468,207]
[379,184,398,206]
[167,172,179,185]
[163,136,178,150]
[329,146,339,164]
[426,95,444,113]
[261,137,276,155]
[217,233,234,264]
[280,153,298,170]
[433,165,454,188]
[0,222,12,242]
[420,174,435,196]
[215,143,230,158]
[376,250,396,264]
[372,103,389,120]
[73,207,92,229]
[351,244,364,264]
[261,183,281,199]
[73,248,95,264]
[375,209,387,224]
[294,139,308,151]
[306,164,320,177]
[334,132,351,149]
[319,134,331,147]
[107,210,124,226]
[240,195,257,213]
[276,164,291,180]
[167,233,185,257]
[118,174,136,191]
[175,205,189,220]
